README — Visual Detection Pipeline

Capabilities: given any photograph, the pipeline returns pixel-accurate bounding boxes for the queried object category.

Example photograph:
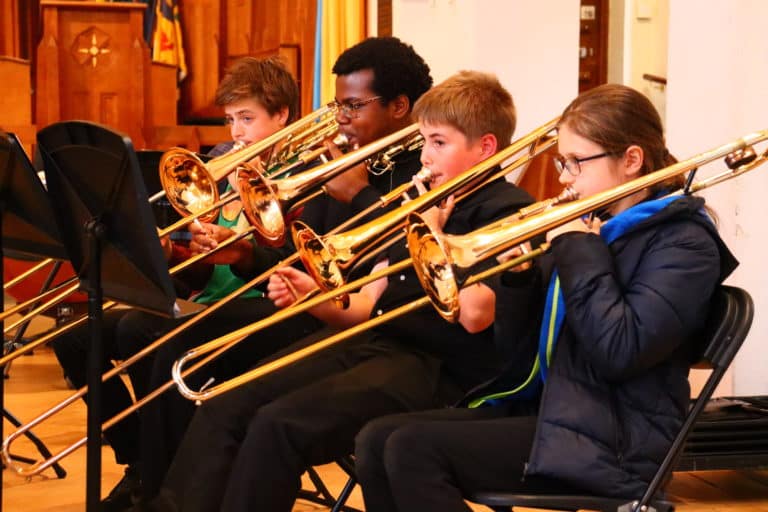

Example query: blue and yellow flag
[148,0,187,81]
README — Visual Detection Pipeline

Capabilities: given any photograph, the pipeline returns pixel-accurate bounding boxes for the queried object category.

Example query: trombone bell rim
[405,212,460,322]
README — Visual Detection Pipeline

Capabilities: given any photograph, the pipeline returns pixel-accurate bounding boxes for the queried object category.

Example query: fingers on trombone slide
[267,268,313,308]
[496,242,533,272]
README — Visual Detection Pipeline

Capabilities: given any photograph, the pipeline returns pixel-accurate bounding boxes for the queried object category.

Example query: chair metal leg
[330,475,357,512]
[297,460,363,512]
[298,466,338,506]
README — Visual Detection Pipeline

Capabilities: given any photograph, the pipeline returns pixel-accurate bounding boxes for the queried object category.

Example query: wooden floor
[2,318,768,511]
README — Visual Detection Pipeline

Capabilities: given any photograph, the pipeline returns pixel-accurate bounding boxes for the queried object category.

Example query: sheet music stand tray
[37,120,198,512]
[1,131,69,499]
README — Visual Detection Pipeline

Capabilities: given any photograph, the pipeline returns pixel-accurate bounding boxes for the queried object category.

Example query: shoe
[101,465,141,512]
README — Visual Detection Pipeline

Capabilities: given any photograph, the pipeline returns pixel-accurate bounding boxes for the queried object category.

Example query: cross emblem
[72,27,112,68]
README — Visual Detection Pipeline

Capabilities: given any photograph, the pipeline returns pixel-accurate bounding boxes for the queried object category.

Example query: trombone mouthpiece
[333,133,350,148]
[416,167,433,184]
[556,186,579,204]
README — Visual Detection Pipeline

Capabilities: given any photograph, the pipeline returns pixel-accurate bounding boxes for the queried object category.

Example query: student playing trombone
[353,84,739,511]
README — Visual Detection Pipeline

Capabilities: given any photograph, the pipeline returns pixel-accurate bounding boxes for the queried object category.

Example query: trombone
[175,129,767,406]
[0,124,432,478]
[3,259,56,291]
[159,105,347,222]
[170,117,562,401]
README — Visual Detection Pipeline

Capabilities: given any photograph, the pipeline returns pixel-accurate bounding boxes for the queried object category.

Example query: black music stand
[0,132,69,502]
[37,120,203,512]
[2,131,70,357]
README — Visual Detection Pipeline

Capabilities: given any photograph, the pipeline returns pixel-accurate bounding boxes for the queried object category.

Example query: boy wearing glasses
[147,70,534,512]
[130,37,433,507]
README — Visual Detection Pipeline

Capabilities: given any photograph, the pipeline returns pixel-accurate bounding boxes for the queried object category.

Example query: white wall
[622,0,669,126]
[607,0,625,84]
[626,0,669,90]
[667,0,768,396]
[390,0,580,137]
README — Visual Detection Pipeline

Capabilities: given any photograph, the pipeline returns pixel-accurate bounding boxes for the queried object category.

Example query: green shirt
[192,195,262,304]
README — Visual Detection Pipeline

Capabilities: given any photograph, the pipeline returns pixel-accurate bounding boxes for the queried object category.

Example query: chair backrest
[696,285,754,372]
[636,284,754,509]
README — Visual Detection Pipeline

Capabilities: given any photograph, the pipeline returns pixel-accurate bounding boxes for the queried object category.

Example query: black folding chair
[300,456,361,512]
[470,285,754,512]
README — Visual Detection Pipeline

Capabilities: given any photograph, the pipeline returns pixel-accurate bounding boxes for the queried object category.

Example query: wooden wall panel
[0,0,21,57]
[516,146,563,202]
[0,56,32,125]
[179,0,317,122]
[178,0,223,122]
[224,0,253,59]
[148,62,179,126]
[0,0,41,60]
[1,124,37,158]
[36,1,150,147]
[3,0,320,154]
[262,0,316,115]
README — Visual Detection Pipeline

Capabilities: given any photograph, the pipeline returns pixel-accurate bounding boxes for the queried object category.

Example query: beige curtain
[319,0,366,104]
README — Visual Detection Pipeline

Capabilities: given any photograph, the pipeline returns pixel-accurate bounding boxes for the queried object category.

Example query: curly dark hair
[332,37,433,109]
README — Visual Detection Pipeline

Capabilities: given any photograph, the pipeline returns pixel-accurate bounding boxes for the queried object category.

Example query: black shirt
[370,177,535,389]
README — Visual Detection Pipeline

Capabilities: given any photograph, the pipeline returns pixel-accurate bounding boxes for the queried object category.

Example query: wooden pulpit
[35,1,160,147]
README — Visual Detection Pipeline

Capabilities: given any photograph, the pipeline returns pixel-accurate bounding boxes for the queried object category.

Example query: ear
[477,133,499,159]
[276,106,290,127]
[623,144,644,178]
[388,94,411,120]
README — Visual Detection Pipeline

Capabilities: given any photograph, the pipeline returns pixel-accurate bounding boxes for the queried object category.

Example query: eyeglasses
[553,152,613,177]
[330,96,383,119]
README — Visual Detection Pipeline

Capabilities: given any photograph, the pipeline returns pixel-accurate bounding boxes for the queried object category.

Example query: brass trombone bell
[405,187,577,322]
[235,123,422,247]
[159,140,247,222]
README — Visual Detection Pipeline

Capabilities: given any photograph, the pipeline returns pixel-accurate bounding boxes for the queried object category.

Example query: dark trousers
[138,297,323,499]
[157,333,465,512]
[51,308,173,464]
[355,405,577,512]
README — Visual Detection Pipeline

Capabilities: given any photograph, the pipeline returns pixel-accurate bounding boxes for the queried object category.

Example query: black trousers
[355,405,579,512]
[51,308,171,465]
[156,333,465,512]
[137,296,323,499]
